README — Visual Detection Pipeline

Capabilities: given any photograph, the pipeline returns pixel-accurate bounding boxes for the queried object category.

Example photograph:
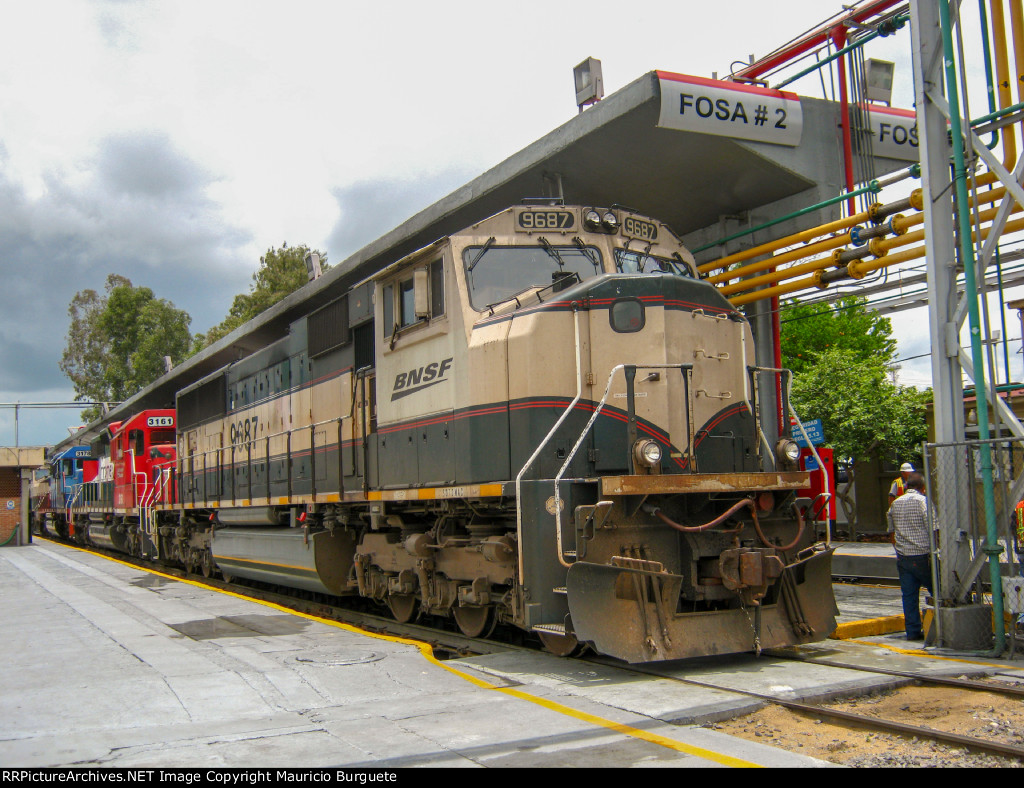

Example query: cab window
[130,429,145,457]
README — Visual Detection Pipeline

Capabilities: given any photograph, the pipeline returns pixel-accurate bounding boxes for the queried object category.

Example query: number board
[147,416,174,427]
[515,209,575,232]
[622,216,658,241]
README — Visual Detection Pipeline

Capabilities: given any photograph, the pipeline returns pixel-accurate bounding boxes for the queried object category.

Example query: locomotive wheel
[387,594,418,624]
[538,630,580,657]
[200,551,213,578]
[452,604,492,638]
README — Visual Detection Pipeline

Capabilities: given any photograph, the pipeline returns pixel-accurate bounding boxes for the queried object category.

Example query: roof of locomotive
[57,70,911,450]
[108,409,175,441]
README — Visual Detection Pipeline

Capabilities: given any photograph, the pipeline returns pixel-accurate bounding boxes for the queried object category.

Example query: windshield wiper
[467,237,496,273]
[572,237,601,271]
[537,237,566,270]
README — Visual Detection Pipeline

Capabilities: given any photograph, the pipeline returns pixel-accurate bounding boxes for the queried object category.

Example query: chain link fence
[923,436,1023,651]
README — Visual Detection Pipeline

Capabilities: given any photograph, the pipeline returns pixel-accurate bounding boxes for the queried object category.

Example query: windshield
[614,248,695,278]
[462,245,603,310]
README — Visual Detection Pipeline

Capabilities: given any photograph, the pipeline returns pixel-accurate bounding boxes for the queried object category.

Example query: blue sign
[792,418,825,447]
[804,456,819,472]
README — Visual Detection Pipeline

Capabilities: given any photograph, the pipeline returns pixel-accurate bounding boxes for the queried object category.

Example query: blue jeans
[897,553,933,638]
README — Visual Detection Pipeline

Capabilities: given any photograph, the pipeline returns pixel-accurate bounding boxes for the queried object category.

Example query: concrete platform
[4,540,1018,768]
[832,541,898,582]
[0,542,833,768]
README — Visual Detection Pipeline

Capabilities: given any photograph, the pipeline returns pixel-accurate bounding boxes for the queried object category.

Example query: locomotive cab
[363,204,836,661]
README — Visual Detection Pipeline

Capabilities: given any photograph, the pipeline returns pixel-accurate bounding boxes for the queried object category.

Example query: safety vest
[1015,500,1024,544]
[894,477,905,497]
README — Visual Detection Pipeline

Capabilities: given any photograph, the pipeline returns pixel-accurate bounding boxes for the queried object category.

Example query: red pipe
[832,25,857,217]
[772,293,784,434]
[731,0,904,81]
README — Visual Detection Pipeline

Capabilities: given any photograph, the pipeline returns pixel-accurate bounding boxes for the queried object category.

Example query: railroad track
[38,535,1024,761]
[594,655,1024,762]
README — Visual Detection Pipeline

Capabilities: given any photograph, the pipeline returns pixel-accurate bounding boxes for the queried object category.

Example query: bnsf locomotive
[36,205,837,663]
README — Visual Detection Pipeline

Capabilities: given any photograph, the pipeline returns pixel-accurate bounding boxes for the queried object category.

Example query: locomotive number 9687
[517,210,575,231]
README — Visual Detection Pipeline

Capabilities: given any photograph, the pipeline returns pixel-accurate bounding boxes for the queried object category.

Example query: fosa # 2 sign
[657,71,803,147]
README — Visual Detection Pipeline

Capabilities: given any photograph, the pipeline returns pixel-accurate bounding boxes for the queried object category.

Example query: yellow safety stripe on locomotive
[41,537,758,768]
[147,483,509,512]
[367,483,505,501]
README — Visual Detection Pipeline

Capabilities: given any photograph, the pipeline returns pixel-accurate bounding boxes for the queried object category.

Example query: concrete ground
[1,540,1018,768]
[0,542,832,768]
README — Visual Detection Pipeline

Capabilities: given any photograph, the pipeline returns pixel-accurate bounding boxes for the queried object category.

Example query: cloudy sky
[0,0,1013,446]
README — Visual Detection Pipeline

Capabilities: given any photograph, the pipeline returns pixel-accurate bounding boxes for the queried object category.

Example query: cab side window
[383,258,445,339]
[130,429,145,457]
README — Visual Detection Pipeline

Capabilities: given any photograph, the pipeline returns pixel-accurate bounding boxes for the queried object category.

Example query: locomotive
[38,204,837,663]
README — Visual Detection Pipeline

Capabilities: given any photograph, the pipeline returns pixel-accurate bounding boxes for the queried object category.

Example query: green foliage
[60,274,193,421]
[790,347,930,463]
[196,243,328,349]
[780,296,897,377]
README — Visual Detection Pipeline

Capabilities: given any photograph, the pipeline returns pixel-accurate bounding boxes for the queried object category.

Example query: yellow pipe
[1010,0,1024,142]
[991,0,1018,168]
[720,190,1021,297]
[706,233,851,285]
[729,275,820,307]
[718,249,841,295]
[850,214,1024,278]
[729,213,1024,306]
[697,209,874,274]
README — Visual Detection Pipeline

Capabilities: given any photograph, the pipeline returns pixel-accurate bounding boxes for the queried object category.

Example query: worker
[888,462,915,506]
[887,473,933,641]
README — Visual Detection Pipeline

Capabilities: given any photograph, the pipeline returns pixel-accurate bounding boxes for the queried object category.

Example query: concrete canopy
[60,70,910,448]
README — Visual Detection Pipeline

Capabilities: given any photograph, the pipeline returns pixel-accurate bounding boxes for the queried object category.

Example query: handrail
[552,363,695,567]
[515,304,585,583]
[176,416,352,507]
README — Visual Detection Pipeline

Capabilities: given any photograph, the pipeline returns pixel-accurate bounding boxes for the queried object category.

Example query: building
[0,447,46,547]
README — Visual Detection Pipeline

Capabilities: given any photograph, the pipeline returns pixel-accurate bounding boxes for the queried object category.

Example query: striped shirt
[887,488,931,556]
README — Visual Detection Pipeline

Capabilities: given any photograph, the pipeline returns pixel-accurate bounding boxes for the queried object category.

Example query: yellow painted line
[277,498,289,505]
[37,537,758,768]
[831,614,905,640]
[325,494,340,503]
[844,636,1003,667]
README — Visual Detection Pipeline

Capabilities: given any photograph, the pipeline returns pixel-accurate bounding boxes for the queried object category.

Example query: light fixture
[573,57,604,113]
[633,439,662,468]
[776,439,801,465]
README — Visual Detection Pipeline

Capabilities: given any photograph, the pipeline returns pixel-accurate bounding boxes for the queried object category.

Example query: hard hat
[900,462,915,472]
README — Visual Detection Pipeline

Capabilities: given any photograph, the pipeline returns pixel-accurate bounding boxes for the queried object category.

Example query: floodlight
[573,57,604,113]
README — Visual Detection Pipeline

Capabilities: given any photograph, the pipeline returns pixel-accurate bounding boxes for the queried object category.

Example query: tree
[60,274,193,420]
[196,243,328,348]
[780,296,897,377]
[789,347,930,464]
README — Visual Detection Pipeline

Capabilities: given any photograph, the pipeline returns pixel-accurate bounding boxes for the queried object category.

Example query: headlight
[602,210,620,233]
[633,439,662,468]
[584,209,602,232]
[776,439,801,464]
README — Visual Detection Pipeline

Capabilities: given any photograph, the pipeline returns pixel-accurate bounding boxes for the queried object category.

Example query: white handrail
[514,304,585,584]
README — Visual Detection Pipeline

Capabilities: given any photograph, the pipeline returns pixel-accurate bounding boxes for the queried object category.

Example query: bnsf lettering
[878,122,919,147]
[392,358,452,400]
